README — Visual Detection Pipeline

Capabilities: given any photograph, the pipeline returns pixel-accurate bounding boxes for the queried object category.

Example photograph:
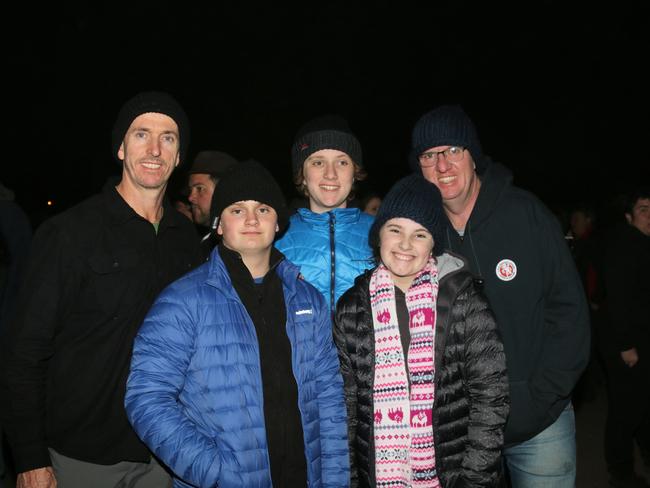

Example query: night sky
[4,2,648,228]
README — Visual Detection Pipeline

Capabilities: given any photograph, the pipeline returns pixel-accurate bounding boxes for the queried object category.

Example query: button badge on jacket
[495,259,517,281]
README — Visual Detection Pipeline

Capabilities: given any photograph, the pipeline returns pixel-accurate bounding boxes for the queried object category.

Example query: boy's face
[626,197,650,237]
[217,200,279,253]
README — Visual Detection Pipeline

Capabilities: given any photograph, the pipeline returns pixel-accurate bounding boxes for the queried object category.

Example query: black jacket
[444,161,590,445]
[602,223,650,354]
[334,253,509,488]
[0,185,202,473]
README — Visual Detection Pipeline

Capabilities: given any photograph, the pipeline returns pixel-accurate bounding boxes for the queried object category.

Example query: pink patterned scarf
[370,258,441,488]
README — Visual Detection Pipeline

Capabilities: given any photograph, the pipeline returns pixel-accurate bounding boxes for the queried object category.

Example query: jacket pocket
[84,249,143,314]
[504,380,551,446]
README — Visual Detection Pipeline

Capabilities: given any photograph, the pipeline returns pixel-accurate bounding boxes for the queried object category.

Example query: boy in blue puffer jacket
[126,161,350,488]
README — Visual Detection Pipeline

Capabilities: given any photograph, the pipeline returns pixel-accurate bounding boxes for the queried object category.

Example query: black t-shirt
[395,286,410,360]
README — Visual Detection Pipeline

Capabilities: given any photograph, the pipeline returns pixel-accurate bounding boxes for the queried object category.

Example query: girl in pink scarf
[334,174,509,488]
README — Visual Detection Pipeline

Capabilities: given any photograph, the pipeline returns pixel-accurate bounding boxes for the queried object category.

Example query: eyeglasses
[418,146,465,167]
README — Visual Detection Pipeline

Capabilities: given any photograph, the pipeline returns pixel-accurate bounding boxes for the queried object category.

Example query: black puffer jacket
[334,253,509,488]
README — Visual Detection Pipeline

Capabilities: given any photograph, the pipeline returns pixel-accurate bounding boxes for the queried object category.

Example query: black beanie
[209,159,289,233]
[290,115,363,176]
[111,91,190,166]
[410,105,486,174]
[369,174,446,256]
[188,150,238,177]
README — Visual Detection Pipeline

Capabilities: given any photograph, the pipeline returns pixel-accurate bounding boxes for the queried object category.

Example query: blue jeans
[504,404,576,488]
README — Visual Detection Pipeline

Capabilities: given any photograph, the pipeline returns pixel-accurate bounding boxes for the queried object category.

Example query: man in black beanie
[187,150,239,228]
[186,150,239,260]
[125,160,350,488]
[410,105,590,487]
[0,91,202,488]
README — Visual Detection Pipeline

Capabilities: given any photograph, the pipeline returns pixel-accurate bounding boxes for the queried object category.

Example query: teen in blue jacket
[276,115,374,314]
[126,161,350,488]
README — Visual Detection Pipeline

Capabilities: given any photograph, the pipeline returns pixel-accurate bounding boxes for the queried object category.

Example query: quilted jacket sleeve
[333,288,361,488]
[125,291,226,488]
[312,289,351,487]
[458,283,510,486]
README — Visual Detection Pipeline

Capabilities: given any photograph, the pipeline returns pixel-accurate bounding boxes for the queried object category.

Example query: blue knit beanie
[410,105,486,174]
[369,174,446,256]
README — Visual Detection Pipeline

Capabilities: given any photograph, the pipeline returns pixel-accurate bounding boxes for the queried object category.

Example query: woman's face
[302,149,355,213]
[379,217,434,290]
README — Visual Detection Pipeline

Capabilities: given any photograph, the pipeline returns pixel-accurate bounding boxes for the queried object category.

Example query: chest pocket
[84,249,144,315]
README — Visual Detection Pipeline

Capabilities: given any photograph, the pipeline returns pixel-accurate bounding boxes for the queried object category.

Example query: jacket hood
[436,252,467,280]
[470,159,513,231]
[351,251,469,288]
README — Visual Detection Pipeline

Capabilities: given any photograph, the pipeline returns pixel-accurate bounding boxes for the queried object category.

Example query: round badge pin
[495,259,517,281]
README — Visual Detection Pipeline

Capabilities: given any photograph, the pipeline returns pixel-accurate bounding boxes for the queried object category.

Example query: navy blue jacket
[443,162,589,445]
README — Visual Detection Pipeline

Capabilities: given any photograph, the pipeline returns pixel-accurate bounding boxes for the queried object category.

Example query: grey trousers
[49,449,172,488]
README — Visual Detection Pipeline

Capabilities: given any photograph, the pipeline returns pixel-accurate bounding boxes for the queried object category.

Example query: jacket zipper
[329,212,336,316]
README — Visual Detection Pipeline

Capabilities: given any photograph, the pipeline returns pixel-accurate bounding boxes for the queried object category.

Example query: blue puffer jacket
[275,208,374,313]
[125,248,350,488]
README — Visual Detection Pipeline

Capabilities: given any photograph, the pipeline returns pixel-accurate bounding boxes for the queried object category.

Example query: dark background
[3,2,648,229]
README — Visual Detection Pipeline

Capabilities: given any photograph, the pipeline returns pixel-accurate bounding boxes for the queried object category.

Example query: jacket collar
[102,181,181,231]
[205,245,301,298]
[296,206,364,225]
[468,159,512,231]
[352,251,470,292]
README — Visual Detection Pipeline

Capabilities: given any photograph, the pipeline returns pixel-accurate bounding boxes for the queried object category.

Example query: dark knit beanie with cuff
[290,115,363,177]
[188,150,238,177]
[410,105,486,174]
[111,91,190,166]
[209,159,289,234]
[369,174,446,256]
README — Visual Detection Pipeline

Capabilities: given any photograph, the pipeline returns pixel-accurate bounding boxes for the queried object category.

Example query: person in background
[0,91,202,488]
[125,160,350,488]
[0,182,33,482]
[601,187,650,488]
[410,105,589,487]
[276,115,374,314]
[567,203,601,307]
[360,191,382,216]
[567,202,606,410]
[187,150,239,258]
[173,198,193,221]
[335,174,508,487]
